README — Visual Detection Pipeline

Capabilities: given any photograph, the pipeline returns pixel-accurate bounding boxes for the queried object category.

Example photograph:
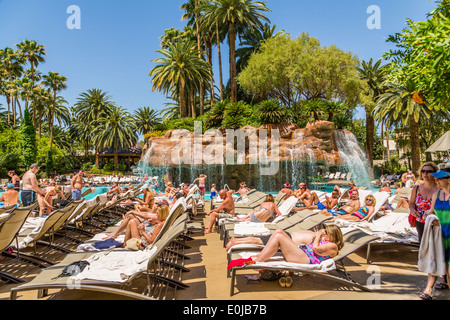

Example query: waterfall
[137,143,155,179]
[334,131,371,187]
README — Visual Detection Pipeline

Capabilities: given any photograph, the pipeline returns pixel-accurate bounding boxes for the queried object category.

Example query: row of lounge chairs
[321,172,352,181]
[1,185,200,300]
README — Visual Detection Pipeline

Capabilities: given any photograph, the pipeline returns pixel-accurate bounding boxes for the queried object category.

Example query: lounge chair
[227,229,379,296]
[10,208,191,300]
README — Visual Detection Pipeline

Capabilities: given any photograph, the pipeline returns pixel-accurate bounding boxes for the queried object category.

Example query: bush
[256,100,288,124]
[117,163,127,171]
[82,162,94,171]
[222,101,251,129]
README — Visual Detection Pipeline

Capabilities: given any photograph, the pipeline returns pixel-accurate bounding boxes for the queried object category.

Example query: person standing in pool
[0,184,20,207]
[71,170,84,201]
[193,174,207,200]
[8,170,21,192]
[22,164,45,207]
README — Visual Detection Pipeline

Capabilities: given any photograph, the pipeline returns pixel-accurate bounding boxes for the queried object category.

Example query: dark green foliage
[20,108,37,168]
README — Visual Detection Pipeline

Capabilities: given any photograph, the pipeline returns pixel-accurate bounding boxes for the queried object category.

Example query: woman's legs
[422,274,438,298]
[123,218,141,244]
[38,196,46,217]
[253,229,310,264]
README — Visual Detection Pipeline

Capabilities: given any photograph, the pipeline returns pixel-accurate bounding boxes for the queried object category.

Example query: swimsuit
[352,206,370,220]
[250,207,275,223]
[300,240,331,264]
[434,190,450,263]
[317,202,326,210]
[327,209,349,217]
[415,189,432,224]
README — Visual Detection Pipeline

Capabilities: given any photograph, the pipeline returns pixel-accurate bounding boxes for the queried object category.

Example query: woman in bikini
[238,194,283,223]
[38,184,66,217]
[332,195,376,222]
[193,174,207,200]
[409,162,440,243]
[228,224,344,268]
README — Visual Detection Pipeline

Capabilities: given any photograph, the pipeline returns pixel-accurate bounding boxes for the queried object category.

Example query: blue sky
[0,0,437,120]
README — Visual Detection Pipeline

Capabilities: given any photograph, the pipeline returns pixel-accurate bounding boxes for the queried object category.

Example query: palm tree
[134,107,162,136]
[16,40,46,111]
[74,88,115,168]
[41,72,67,149]
[201,0,271,102]
[373,82,441,173]
[92,106,137,170]
[150,40,211,118]
[236,23,285,73]
[357,58,389,177]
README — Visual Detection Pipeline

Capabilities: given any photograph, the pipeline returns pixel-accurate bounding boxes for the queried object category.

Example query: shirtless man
[8,170,21,192]
[193,174,207,200]
[402,169,416,188]
[237,182,251,197]
[0,184,20,207]
[295,182,311,206]
[280,183,294,199]
[22,163,45,207]
[320,189,361,217]
[71,170,84,201]
[205,189,235,234]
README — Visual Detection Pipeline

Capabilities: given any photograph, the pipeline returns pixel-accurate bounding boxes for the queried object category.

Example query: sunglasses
[366,199,373,202]
[421,170,436,174]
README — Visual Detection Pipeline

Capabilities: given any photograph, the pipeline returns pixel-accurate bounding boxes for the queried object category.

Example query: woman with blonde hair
[409,162,440,243]
[123,205,170,249]
[238,194,283,223]
[228,224,344,269]
[332,195,377,222]
[38,184,66,217]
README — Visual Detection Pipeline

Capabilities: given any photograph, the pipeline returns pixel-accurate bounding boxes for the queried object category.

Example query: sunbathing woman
[133,188,154,212]
[228,225,344,266]
[238,194,283,223]
[123,205,170,248]
[331,195,376,222]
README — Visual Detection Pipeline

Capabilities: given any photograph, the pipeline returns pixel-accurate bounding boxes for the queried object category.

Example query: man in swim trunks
[295,189,340,211]
[205,189,235,234]
[21,163,45,207]
[295,182,311,207]
[71,170,84,200]
[320,189,361,217]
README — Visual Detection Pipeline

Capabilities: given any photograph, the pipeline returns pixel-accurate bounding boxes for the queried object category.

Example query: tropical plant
[255,99,288,124]
[373,82,440,173]
[150,40,211,118]
[73,88,115,167]
[92,106,137,170]
[200,0,271,102]
[41,72,67,149]
[20,107,37,167]
[222,101,250,128]
[357,58,390,176]
[133,107,162,136]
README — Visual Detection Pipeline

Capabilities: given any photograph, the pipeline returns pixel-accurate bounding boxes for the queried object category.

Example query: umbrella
[426,131,450,156]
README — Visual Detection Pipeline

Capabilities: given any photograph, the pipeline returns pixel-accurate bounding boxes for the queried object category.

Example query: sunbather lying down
[226,225,344,266]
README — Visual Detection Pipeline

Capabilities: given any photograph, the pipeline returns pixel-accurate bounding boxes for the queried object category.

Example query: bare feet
[204,227,212,235]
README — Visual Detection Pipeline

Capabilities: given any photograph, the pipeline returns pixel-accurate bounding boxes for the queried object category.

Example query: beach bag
[259,270,281,281]
[125,238,144,251]
[408,214,417,228]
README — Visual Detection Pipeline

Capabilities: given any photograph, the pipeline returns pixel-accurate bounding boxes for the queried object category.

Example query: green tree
[133,107,162,136]
[200,0,271,102]
[41,72,67,149]
[357,58,390,177]
[150,40,211,118]
[20,107,37,167]
[238,34,362,111]
[74,89,115,168]
[92,106,137,170]
[256,99,288,124]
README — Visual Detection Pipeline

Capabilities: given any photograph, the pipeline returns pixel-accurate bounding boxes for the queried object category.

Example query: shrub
[222,101,251,129]
[256,99,288,124]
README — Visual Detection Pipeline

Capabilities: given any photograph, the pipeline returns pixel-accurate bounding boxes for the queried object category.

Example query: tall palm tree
[92,106,137,170]
[74,88,115,168]
[357,58,389,177]
[0,47,25,125]
[201,0,271,102]
[373,82,441,173]
[150,40,211,118]
[134,107,162,136]
[16,40,46,110]
[41,72,67,149]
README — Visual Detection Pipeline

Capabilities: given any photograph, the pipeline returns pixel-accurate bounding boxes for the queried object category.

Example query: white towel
[233,222,270,236]
[71,246,158,283]
[418,215,447,277]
